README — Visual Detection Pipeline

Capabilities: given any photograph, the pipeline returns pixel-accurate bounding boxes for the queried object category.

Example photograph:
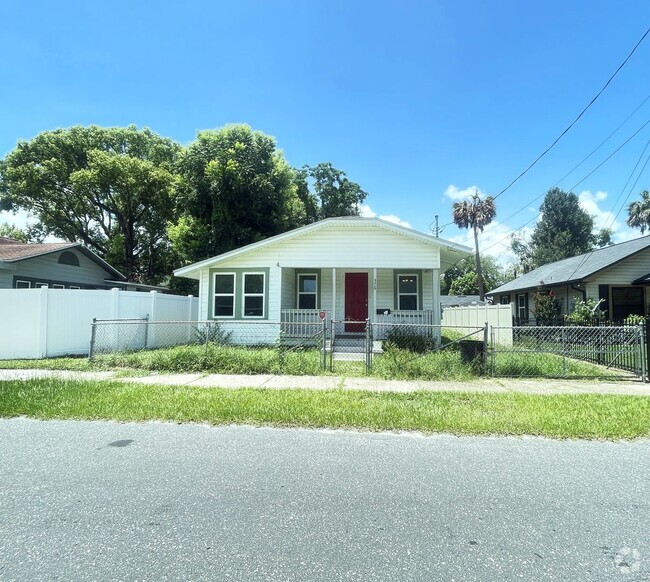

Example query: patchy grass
[0,342,621,381]
[1,378,649,439]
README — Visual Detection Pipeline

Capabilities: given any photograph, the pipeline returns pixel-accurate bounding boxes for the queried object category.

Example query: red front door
[345,272,368,332]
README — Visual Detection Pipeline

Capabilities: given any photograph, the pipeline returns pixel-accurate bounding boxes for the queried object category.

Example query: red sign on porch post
[318,310,326,320]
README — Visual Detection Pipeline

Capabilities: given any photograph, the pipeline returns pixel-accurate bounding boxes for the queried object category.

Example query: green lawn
[0,342,622,380]
[1,378,648,439]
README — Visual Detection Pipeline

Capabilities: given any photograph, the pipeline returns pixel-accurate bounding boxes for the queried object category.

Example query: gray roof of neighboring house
[488,235,650,295]
[0,239,126,281]
[441,295,486,308]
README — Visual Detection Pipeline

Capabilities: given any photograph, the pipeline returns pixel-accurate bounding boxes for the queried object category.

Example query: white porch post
[332,267,336,320]
[432,268,441,325]
[372,268,377,322]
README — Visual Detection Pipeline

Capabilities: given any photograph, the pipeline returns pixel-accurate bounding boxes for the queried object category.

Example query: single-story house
[0,237,162,291]
[488,235,650,323]
[173,217,472,338]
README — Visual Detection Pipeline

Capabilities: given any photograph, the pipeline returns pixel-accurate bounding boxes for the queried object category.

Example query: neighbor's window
[398,274,418,310]
[52,284,65,289]
[58,251,80,266]
[500,295,511,305]
[243,273,265,317]
[15,280,30,289]
[297,274,317,309]
[214,273,235,318]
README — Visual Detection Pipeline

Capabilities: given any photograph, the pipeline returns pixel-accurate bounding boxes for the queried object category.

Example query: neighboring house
[488,235,650,323]
[174,217,472,333]
[0,237,161,291]
[441,295,486,310]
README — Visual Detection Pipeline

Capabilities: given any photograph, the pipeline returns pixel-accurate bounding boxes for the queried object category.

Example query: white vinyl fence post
[38,286,49,358]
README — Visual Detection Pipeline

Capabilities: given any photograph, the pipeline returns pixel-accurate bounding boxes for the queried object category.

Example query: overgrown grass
[0,342,620,381]
[1,378,649,439]
[493,353,621,379]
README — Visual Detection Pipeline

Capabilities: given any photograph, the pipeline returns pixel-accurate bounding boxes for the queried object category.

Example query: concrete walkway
[1,368,650,396]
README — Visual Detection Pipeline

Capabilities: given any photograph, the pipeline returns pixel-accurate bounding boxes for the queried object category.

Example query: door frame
[344,271,369,332]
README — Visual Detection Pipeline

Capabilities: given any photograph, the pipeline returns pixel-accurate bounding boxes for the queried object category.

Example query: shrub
[532,290,561,324]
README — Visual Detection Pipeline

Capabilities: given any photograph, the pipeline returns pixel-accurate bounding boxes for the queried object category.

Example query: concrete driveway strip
[0,418,648,581]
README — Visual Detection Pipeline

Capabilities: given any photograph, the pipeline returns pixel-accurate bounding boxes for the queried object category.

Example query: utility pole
[434,215,439,237]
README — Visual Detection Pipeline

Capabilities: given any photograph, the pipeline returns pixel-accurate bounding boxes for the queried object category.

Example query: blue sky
[1,1,650,265]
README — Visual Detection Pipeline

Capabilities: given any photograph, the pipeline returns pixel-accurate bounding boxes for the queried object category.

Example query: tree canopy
[511,187,612,271]
[0,222,28,242]
[0,125,180,283]
[627,190,650,234]
[0,123,371,289]
[442,255,505,296]
[451,192,497,300]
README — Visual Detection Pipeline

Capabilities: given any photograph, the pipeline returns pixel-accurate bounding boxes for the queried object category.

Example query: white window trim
[15,280,31,289]
[397,273,419,311]
[242,272,266,319]
[297,273,318,310]
[69,286,81,290]
[52,284,65,289]
[36,283,48,288]
[213,272,236,319]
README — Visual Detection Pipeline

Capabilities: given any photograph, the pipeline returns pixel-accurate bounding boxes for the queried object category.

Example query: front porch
[278,267,441,328]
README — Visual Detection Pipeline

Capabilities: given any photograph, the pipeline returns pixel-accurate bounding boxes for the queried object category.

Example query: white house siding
[229,224,441,269]
[281,267,295,310]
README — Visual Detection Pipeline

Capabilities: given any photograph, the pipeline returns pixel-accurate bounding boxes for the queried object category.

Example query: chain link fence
[491,324,646,379]
[88,318,647,381]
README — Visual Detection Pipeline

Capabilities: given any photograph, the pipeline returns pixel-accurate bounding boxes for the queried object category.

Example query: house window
[15,280,31,289]
[517,293,527,321]
[611,287,644,321]
[52,284,65,289]
[500,295,511,305]
[69,286,81,290]
[243,273,265,318]
[35,283,48,288]
[297,274,318,309]
[213,273,235,318]
[397,274,418,310]
[58,251,80,266]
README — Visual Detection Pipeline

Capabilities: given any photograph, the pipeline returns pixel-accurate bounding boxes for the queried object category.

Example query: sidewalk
[1,368,650,396]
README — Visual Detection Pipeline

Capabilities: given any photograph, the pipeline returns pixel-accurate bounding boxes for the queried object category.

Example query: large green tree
[0,222,28,242]
[452,192,497,300]
[170,124,305,264]
[294,162,368,223]
[627,190,650,233]
[442,255,505,296]
[0,125,181,283]
[511,187,612,270]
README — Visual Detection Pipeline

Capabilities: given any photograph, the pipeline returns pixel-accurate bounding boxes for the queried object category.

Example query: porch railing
[375,310,435,325]
[281,309,329,337]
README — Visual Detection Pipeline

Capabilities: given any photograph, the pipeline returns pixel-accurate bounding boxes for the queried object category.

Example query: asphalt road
[1,419,648,581]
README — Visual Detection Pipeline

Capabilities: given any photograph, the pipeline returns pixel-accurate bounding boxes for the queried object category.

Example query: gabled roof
[0,240,126,281]
[174,217,473,278]
[488,235,650,295]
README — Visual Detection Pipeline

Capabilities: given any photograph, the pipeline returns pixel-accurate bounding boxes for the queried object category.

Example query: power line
[492,25,650,201]
[472,115,650,243]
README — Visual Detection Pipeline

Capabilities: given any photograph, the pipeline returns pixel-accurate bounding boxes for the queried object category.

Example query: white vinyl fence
[0,288,198,359]
[442,304,513,346]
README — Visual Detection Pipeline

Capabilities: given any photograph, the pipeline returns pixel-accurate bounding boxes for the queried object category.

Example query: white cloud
[359,204,411,228]
[443,184,486,201]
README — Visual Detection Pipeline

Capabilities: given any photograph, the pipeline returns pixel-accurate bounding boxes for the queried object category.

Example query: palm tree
[452,191,497,300]
[627,190,650,234]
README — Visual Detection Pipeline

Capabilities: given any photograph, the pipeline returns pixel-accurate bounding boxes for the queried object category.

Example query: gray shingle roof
[488,235,650,295]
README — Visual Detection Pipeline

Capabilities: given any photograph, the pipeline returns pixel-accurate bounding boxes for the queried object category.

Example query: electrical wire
[492,26,650,201]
